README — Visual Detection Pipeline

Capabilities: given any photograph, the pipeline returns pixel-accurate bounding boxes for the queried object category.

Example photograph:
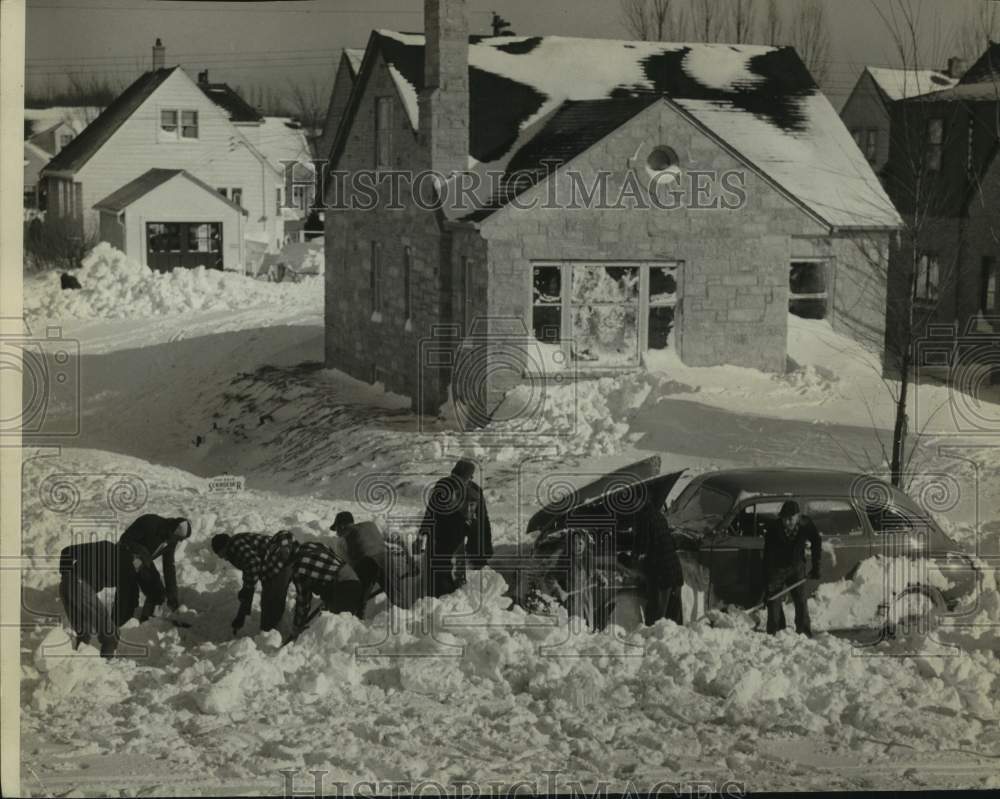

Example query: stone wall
[475,99,837,413]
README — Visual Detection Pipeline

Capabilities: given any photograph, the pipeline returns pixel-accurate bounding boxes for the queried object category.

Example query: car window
[864,505,926,536]
[729,501,783,537]
[806,499,866,537]
[670,484,734,534]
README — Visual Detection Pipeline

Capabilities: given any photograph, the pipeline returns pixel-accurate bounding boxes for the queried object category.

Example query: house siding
[325,50,450,412]
[317,55,357,163]
[839,72,892,174]
[69,69,282,255]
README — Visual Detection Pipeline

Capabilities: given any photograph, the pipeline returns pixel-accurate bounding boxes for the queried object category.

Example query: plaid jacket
[225,531,295,617]
[289,541,348,630]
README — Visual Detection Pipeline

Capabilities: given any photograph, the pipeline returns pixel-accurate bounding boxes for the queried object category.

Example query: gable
[472,95,828,233]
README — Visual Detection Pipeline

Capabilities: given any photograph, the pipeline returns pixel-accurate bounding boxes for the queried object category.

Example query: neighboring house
[882,42,1000,355]
[41,42,285,270]
[94,168,247,271]
[23,106,102,141]
[324,0,899,419]
[316,47,365,162]
[840,64,960,175]
[28,120,79,156]
[254,116,316,218]
[24,140,51,208]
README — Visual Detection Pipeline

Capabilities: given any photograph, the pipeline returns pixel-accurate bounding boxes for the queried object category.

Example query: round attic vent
[646,145,682,182]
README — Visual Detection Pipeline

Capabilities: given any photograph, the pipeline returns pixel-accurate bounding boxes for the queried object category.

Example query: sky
[21,0,996,109]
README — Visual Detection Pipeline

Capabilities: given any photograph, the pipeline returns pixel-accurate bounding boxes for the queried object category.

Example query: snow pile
[24,244,323,322]
[23,566,1000,791]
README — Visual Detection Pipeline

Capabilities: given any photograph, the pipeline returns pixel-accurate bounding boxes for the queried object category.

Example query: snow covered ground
[16,275,1000,794]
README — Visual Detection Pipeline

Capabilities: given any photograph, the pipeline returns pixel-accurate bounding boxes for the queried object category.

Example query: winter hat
[331,511,355,531]
[211,534,230,556]
[779,500,800,519]
[452,459,476,479]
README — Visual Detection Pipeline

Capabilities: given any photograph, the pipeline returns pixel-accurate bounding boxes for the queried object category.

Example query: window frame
[374,96,393,171]
[925,117,944,172]
[982,256,998,313]
[229,187,243,208]
[158,107,200,141]
[864,128,878,163]
[370,241,383,320]
[789,258,830,320]
[913,252,940,304]
[529,260,683,372]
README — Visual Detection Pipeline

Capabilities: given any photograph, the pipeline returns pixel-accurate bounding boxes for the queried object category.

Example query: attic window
[646,146,681,181]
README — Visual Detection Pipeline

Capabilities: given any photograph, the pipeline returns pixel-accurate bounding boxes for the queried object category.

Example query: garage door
[146,222,223,272]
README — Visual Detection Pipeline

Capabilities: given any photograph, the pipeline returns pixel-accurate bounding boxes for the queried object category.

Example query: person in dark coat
[117,514,191,624]
[60,540,132,657]
[762,500,822,637]
[415,459,493,598]
[628,492,685,626]
[332,511,398,615]
[540,529,608,631]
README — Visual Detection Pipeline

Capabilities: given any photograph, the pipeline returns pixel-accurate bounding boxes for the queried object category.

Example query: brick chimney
[419,0,469,178]
[152,38,165,70]
[946,56,966,79]
[198,70,209,86]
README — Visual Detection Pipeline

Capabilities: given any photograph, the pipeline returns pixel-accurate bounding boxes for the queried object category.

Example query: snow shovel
[693,578,808,626]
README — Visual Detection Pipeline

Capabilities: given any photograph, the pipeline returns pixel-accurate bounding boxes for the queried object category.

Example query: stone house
[324,0,899,422]
[882,42,1000,364]
[840,65,959,176]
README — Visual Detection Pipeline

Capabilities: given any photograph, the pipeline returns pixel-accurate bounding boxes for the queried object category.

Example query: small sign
[207,475,245,495]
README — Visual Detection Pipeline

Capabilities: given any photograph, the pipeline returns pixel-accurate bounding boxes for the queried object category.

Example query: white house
[94,169,247,272]
[42,43,285,268]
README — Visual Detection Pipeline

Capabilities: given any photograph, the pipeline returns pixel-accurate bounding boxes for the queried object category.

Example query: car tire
[882,585,945,639]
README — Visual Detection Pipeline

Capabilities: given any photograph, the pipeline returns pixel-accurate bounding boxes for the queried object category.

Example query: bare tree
[620,0,676,41]
[855,0,974,487]
[955,1,1000,62]
[286,76,329,134]
[689,0,728,42]
[729,0,758,44]
[790,0,831,84]
[763,0,784,46]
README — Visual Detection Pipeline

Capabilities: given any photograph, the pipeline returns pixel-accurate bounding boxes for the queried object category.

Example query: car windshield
[668,483,734,535]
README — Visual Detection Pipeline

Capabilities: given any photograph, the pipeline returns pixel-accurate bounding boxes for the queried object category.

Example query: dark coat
[119,514,188,607]
[341,521,387,567]
[420,476,493,567]
[59,540,127,590]
[632,506,684,589]
[763,515,822,590]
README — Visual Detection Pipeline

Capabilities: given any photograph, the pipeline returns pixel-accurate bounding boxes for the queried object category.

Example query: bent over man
[762,500,821,637]
[287,541,363,638]
[212,530,298,633]
[118,514,191,623]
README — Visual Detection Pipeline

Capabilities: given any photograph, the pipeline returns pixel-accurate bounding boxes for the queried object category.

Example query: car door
[706,498,783,607]
[802,497,870,581]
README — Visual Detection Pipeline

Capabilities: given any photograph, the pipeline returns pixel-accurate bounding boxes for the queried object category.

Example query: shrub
[24,216,98,274]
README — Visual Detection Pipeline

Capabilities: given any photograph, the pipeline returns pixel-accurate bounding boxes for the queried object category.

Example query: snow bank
[24,244,323,322]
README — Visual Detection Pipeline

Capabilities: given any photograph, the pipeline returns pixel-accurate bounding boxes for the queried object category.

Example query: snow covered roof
[865,67,957,102]
[93,168,248,215]
[257,117,314,174]
[354,31,899,230]
[23,106,102,138]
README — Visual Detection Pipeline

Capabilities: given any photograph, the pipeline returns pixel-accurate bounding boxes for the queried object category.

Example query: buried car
[522,460,980,630]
